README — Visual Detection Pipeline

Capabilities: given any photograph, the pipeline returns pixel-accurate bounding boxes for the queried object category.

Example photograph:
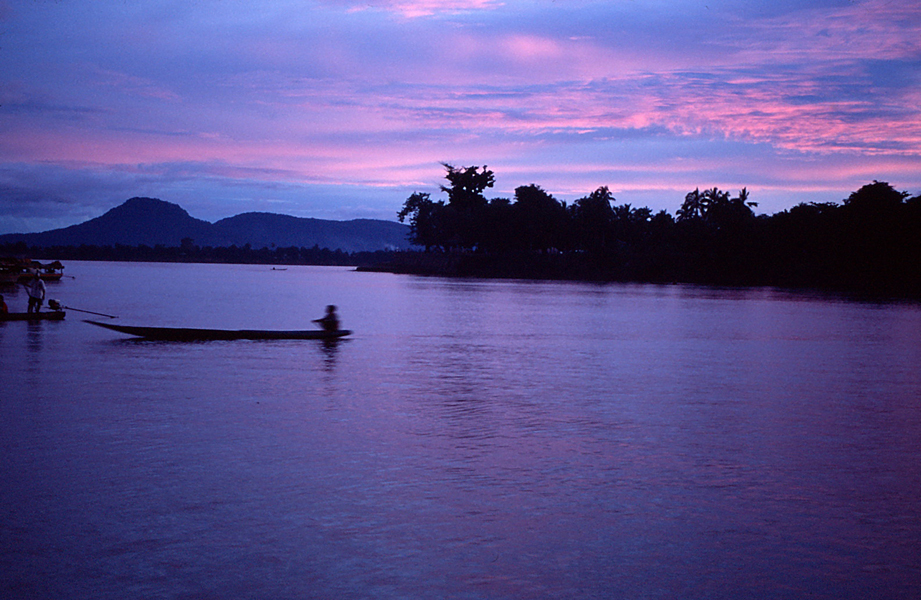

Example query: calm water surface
[2,261,920,599]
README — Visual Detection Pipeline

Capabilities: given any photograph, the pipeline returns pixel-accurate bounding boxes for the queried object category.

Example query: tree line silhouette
[3,166,917,297]
[394,164,921,297]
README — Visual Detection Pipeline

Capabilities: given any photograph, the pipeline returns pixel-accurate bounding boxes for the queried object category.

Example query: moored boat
[85,320,351,341]
[18,260,65,282]
[1,258,66,283]
[0,310,66,321]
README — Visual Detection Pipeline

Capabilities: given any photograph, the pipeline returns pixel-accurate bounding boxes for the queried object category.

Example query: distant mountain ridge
[0,197,413,252]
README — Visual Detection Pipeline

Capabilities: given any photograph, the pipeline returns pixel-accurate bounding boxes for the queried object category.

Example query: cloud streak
[1,0,920,232]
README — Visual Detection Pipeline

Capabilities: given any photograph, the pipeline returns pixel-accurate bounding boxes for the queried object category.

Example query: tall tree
[843,180,908,217]
[676,188,704,221]
[570,186,615,255]
[438,164,495,249]
[705,188,758,230]
[840,181,912,292]
[398,192,447,250]
[440,164,495,212]
[512,184,567,252]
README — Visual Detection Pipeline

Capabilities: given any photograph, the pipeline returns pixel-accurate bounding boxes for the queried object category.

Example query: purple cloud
[1,0,919,233]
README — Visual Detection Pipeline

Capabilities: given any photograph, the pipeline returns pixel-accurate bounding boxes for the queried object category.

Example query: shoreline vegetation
[2,166,919,299]
[0,242,392,269]
[375,165,921,299]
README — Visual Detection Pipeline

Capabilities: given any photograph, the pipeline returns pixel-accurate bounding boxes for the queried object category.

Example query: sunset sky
[2,0,919,233]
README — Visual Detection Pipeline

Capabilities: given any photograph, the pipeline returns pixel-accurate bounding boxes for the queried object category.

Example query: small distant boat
[0,310,66,321]
[22,260,65,282]
[1,258,66,283]
[85,320,351,341]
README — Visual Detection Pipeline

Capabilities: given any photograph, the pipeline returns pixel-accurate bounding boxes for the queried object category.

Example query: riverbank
[359,250,921,301]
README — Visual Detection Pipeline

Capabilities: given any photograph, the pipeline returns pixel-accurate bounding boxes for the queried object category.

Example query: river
[2,261,920,599]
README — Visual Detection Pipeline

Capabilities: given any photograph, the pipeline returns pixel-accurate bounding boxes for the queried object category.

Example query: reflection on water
[1,262,920,600]
[320,338,342,372]
[26,321,45,352]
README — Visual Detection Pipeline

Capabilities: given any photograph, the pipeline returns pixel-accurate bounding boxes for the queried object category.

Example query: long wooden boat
[85,319,351,341]
[0,311,66,321]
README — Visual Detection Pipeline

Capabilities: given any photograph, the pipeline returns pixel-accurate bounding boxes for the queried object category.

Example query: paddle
[62,305,118,319]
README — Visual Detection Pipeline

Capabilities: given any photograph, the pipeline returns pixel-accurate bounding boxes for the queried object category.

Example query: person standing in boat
[23,272,46,313]
[313,305,340,332]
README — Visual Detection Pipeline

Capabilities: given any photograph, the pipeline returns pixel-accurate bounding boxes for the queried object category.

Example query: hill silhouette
[0,197,412,252]
[212,212,410,252]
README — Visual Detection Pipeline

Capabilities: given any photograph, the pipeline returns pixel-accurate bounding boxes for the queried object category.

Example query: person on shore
[313,305,340,332]
[0,294,8,314]
[24,273,46,313]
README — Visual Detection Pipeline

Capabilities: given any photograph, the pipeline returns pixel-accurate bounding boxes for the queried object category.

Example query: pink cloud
[734,0,921,63]
[330,0,505,18]
[3,0,921,227]
[501,34,564,62]
[88,67,182,102]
